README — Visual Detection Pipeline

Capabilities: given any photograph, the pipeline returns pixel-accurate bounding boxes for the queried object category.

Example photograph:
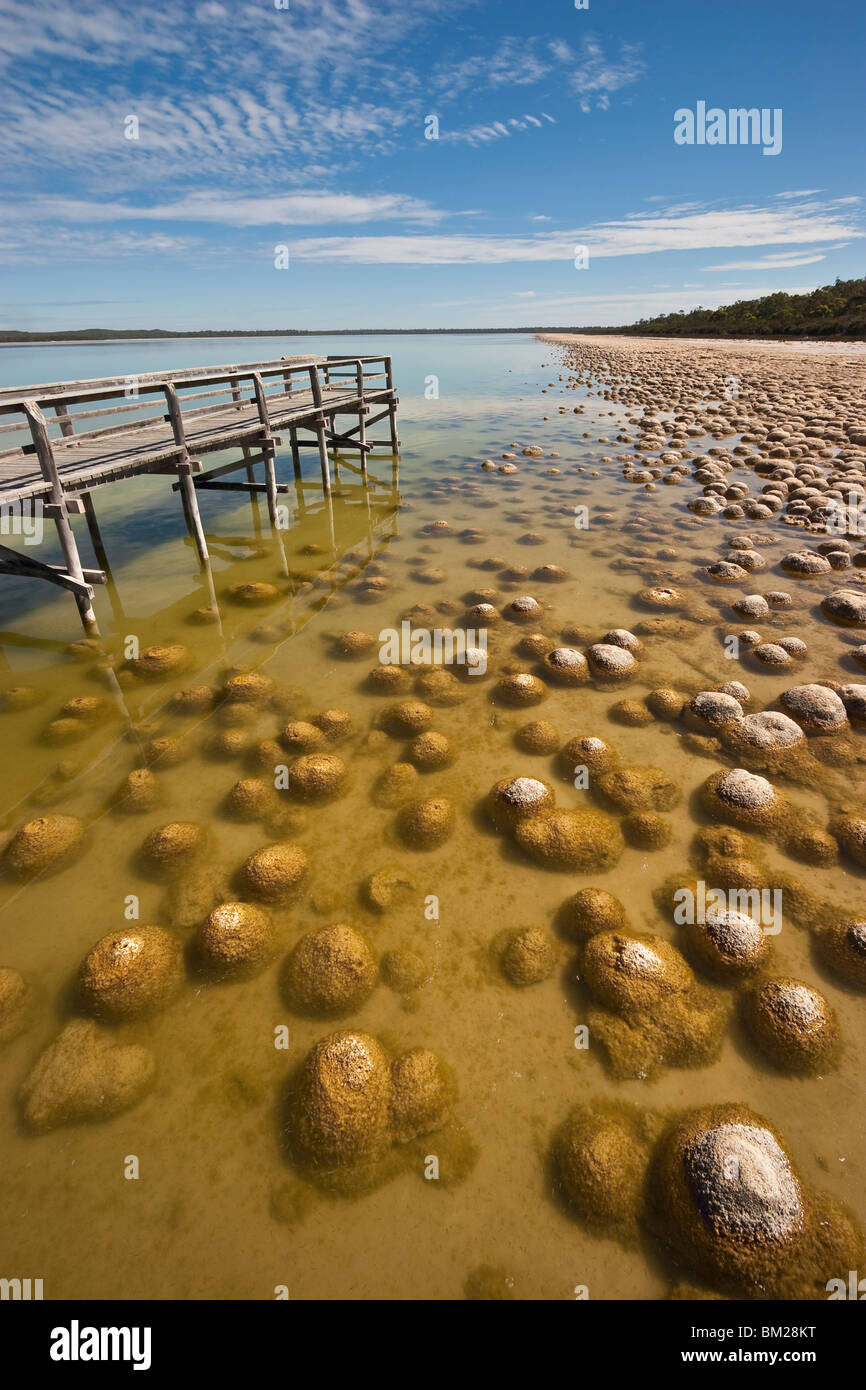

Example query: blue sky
[0,0,863,330]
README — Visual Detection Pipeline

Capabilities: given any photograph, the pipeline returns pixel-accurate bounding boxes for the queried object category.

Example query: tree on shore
[615,278,866,340]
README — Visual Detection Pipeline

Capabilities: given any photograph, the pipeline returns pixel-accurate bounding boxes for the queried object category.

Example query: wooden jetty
[0,353,399,633]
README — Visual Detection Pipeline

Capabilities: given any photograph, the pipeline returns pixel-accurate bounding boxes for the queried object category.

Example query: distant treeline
[0,326,577,342]
[2,281,864,342]
[586,278,866,340]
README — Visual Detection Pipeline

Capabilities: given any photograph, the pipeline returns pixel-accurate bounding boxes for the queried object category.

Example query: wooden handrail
[0,355,398,478]
[0,354,389,409]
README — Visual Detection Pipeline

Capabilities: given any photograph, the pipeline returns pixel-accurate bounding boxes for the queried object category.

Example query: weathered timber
[0,353,399,631]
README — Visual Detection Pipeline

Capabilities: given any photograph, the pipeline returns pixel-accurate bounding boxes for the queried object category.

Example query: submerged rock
[740,977,839,1073]
[721,711,805,758]
[779,685,848,733]
[822,589,866,626]
[559,888,628,940]
[830,812,866,867]
[115,768,161,814]
[222,672,274,705]
[700,768,783,832]
[21,1019,155,1132]
[406,731,454,771]
[389,1047,453,1144]
[515,719,560,754]
[553,1104,650,1231]
[493,673,547,706]
[380,949,429,994]
[225,777,277,822]
[514,808,624,871]
[595,764,680,813]
[281,720,326,754]
[682,907,770,980]
[288,753,347,800]
[362,866,414,914]
[335,630,377,659]
[79,926,183,1021]
[3,814,85,878]
[290,1030,393,1168]
[542,648,588,685]
[646,688,688,721]
[140,821,207,876]
[648,1103,861,1297]
[558,735,618,778]
[688,692,744,729]
[127,643,188,679]
[587,643,637,682]
[241,842,308,902]
[486,776,555,830]
[196,902,275,979]
[583,931,693,1012]
[622,811,672,850]
[0,967,32,1044]
[396,796,456,849]
[582,930,729,1079]
[837,683,866,725]
[373,762,419,807]
[506,595,543,623]
[281,924,377,1017]
[813,920,866,989]
[500,927,556,986]
[229,581,279,606]
[381,700,434,736]
[464,1267,516,1301]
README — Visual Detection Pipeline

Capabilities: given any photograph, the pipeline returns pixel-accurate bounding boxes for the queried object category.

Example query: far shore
[2,328,865,349]
[539,332,866,358]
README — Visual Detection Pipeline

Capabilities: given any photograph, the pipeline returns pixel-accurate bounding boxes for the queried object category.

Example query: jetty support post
[385,356,399,454]
[163,382,212,573]
[355,359,368,479]
[81,491,126,624]
[251,373,290,578]
[240,444,262,538]
[251,372,281,529]
[281,358,294,402]
[289,427,307,519]
[23,399,99,635]
[308,364,332,495]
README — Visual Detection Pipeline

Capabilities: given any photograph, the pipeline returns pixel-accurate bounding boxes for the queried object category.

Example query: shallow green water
[0,333,863,1301]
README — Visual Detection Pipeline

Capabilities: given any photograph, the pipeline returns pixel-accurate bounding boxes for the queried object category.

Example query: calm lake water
[0,332,862,1300]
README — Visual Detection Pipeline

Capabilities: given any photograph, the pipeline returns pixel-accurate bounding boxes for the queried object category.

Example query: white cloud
[432,34,643,112]
[0,85,419,180]
[474,285,822,323]
[568,38,645,113]
[276,198,863,264]
[7,190,446,229]
[703,252,829,270]
[0,229,199,264]
[441,111,554,146]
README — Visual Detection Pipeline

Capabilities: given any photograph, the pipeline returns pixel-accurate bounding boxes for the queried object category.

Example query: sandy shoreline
[540,331,866,360]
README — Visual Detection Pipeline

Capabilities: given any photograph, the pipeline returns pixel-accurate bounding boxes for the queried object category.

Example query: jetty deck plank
[0,382,390,501]
[0,353,399,632]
